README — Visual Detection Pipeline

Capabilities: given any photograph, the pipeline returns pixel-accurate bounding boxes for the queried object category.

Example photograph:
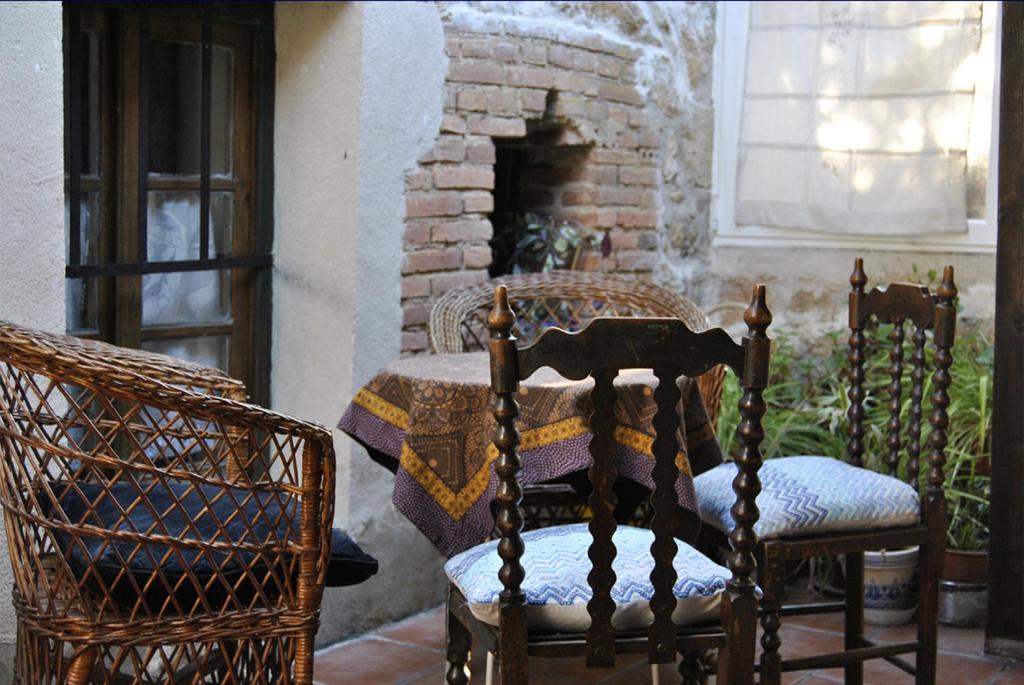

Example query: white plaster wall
[704,248,997,344]
[333,0,450,640]
[0,2,66,333]
[273,1,448,645]
[0,3,66,681]
[273,0,362,523]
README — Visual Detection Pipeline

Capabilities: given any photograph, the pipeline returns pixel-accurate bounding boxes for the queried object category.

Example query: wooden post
[487,286,529,684]
[987,0,1024,658]
[847,258,868,468]
[719,284,771,685]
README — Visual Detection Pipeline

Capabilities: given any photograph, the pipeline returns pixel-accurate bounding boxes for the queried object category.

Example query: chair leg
[845,552,864,685]
[295,628,316,685]
[759,543,784,685]
[916,528,944,685]
[66,645,96,685]
[446,601,471,685]
[717,591,758,685]
[679,649,704,685]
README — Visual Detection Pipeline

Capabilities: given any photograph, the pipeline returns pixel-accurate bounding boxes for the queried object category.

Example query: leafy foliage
[505,212,600,274]
[715,326,993,551]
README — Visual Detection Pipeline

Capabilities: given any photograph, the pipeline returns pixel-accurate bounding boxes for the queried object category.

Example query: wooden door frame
[986,0,1024,658]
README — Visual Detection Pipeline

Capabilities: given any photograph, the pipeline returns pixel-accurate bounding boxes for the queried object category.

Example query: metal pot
[940,550,988,627]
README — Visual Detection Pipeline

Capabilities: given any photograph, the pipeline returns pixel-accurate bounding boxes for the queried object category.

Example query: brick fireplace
[400,21,659,353]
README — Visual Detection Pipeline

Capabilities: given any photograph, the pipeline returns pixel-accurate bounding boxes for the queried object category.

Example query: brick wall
[401,23,659,353]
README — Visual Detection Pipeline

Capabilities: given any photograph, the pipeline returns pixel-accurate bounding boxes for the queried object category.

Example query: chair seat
[695,456,920,539]
[44,480,378,608]
[444,523,730,632]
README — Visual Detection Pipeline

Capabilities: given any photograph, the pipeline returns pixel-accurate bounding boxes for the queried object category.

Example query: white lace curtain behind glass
[736,1,984,236]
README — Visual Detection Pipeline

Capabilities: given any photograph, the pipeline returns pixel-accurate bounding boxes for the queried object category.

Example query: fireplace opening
[488,120,596,277]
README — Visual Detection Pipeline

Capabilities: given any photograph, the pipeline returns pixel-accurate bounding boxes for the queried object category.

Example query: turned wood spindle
[729,283,771,593]
[847,258,868,468]
[886,320,905,476]
[926,266,957,499]
[907,324,927,486]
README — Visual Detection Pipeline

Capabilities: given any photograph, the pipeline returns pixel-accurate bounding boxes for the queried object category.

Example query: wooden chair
[430,271,728,534]
[694,258,958,685]
[0,321,337,684]
[443,283,772,684]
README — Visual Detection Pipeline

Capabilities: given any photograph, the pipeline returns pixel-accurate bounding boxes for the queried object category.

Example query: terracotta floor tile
[375,605,448,652]
[871,620,988,658]
[314,603,1022,685]
[314,636,444,685]
[597,660,678,684]
[990,663,1024,684]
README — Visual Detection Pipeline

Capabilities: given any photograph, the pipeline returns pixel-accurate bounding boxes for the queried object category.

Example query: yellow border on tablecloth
[351,388,410,430]
[356,386,697,519]
[401,417,589,521]
[613,425,693,477]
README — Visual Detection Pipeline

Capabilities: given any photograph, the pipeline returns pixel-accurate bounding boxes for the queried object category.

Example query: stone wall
[398,1,715,353]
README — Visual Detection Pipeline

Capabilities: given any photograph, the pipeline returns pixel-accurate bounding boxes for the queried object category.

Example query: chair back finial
[487,285,516,337]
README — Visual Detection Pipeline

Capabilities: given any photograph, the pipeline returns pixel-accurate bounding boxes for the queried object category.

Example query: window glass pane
[142,335,229,372]
[149,40,201,176]
[66,278,99,334]
[80,31,101,176]
[142,269,231,326]
[66,192,101,264]
[147,190,232,259]
[65,192,101,333]
[212,191,234,256]
[211,45,234,178]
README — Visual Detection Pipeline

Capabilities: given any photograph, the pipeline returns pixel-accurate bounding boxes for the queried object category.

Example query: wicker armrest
[15,325,249,401]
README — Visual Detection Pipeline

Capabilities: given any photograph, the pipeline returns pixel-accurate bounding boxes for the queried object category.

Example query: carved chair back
[845,258,958,499]
[486,283,772,668]
[431,270,729,427]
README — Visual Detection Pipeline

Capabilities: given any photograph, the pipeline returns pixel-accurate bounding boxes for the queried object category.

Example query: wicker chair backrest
[0,320,334,680]
[429,271,727,426]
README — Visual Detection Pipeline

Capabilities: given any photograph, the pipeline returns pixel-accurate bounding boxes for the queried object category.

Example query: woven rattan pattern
[429,271,727,427]
[0,321,335,684]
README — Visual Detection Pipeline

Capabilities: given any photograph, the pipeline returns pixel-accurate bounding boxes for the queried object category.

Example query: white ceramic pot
[863,547,918,626]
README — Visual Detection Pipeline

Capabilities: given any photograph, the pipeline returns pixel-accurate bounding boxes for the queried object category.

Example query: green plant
[507,212,599,274]
[715,326,993,551]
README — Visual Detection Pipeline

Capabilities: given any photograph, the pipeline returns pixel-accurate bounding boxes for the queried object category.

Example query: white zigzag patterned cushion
[444,523,730,632]
[695,456,920,539]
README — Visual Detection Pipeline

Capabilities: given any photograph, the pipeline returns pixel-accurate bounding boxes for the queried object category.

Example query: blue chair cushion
[444,523,731,632]
[44,480,377,606]
[695,456,920,539]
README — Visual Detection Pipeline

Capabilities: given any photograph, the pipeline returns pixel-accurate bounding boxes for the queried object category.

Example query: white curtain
[735,1,983,235]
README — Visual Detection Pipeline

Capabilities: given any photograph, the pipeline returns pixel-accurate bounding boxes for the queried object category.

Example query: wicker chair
[429,271,727,535]
[0,321,335,684]
[430,271,726,426]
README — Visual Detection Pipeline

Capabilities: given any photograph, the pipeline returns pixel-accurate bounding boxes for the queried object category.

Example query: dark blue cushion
[43,480,377,606]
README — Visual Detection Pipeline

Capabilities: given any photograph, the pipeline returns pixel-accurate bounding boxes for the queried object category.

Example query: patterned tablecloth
[338,352,723,557]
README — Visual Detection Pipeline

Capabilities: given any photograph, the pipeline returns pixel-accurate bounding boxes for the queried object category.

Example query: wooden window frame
[64,2,274,404]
